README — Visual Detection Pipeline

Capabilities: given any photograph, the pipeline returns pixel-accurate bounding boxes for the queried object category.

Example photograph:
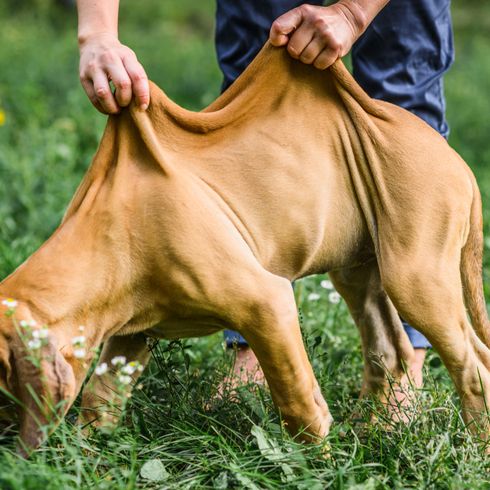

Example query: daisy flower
[111,356,127,367]
[95,362,108,376]
[2,298,18,309]
[320,280,334,290]
[308,292,321,301]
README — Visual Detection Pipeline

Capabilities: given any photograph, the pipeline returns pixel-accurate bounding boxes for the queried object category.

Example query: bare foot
[385,348,426,422]
[216,346,265,399]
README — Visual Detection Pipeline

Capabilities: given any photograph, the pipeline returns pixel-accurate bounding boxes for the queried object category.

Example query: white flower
[32,328,49,340]
[308,292,321,301]
[118,375,132,385]
[2,299,18,309]
[121,364,137,375]
[19,319,37,328]
[95,362,108,376]
[71,335,86,346]
[121,361,143,375]
[328,291,341,304]
[28,339,42,350]
[73,348,86,359]
[320,280,334,290]
[78,326,85,332]
[111,356,127,366]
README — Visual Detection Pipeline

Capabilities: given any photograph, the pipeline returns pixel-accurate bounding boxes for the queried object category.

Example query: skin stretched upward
[76,0,388,114]
[75,0,426,409]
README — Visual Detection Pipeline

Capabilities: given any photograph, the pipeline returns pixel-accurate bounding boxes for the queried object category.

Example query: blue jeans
[218,0,454,349]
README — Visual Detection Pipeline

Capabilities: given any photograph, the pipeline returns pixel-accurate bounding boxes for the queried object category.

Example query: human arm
[269,0,389,69]
[77,0,150,114]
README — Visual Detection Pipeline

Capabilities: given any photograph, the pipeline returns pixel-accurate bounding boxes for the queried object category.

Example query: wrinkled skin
[1,43,490,455]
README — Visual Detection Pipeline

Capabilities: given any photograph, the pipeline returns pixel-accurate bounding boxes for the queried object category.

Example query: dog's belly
[185,133,373,281]
[147,318,225,340]
[295,239,375,278]
[263,184,374,279]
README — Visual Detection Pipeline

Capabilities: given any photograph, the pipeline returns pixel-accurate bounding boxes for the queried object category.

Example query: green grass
[1,0,490,488]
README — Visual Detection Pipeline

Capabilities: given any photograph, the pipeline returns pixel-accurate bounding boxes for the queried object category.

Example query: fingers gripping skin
[79,333,151,429]
[78,33,150,115]
[269,1,388,70]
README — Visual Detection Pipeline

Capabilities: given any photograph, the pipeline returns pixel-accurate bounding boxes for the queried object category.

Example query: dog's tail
[461,170,490,348]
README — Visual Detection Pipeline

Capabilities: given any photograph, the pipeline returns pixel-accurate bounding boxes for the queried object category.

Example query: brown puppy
[1,42,489,454]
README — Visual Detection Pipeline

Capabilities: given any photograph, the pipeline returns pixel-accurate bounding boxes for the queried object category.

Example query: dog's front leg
[236,276,332,442]
[79,333,151,430]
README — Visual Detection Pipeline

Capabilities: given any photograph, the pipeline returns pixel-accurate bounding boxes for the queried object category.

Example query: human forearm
[76,0,149,114]
[335,0,389,37]
[77,0,120,45]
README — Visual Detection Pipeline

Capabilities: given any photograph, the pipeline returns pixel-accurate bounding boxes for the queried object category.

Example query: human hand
[269,2,365,70]
[78,33,150,114]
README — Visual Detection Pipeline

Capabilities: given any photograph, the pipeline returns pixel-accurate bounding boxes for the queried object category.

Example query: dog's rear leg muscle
[383,256,490,441]
[237,276,332,442]
[330,261,416,407]
[79,333,151,429]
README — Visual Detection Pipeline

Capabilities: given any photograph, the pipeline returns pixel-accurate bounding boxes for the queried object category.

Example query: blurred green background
[1,1,490,488]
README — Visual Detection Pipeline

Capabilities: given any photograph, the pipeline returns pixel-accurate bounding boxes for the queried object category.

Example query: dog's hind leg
[234,274,332,442]
[329,261,417,414]
[381,252,490,443]
[79,333,151,429]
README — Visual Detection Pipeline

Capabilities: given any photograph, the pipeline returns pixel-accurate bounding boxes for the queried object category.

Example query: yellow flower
[0,109,5,126]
